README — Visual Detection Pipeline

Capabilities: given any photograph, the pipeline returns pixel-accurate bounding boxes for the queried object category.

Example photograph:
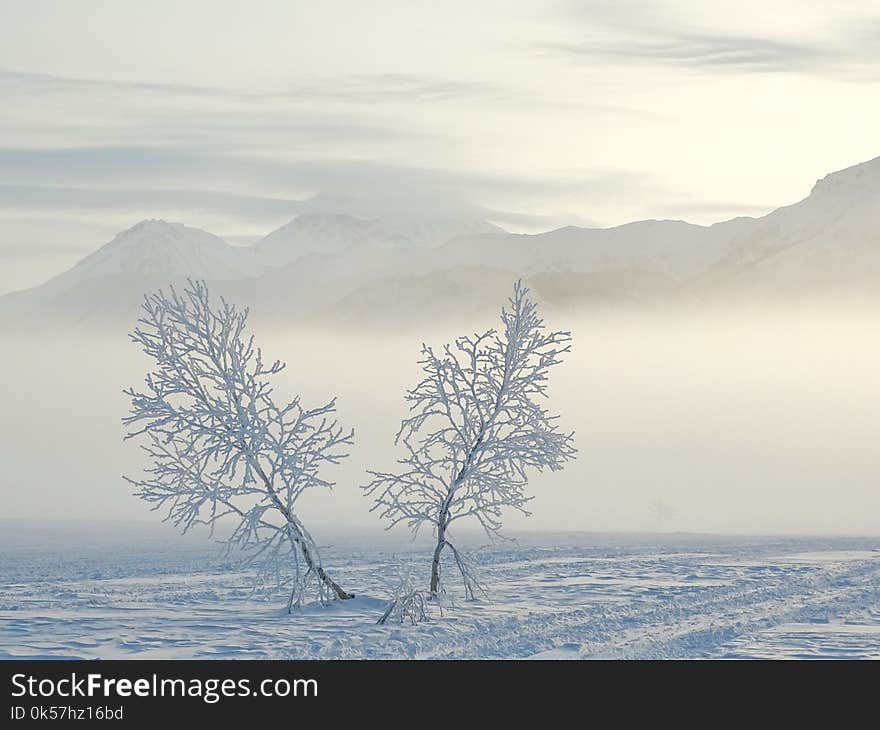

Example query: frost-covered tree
[364,281,576,598]
[123,279,354,607]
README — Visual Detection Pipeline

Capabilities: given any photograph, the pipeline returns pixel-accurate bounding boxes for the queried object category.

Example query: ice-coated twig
[377,562,430,625]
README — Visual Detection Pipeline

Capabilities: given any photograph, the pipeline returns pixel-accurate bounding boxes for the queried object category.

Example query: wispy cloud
[0,143,672,242]
[0,68,213,97]
[0,68,499,103]
[0,67,447,156]
[541,33,830,74]
[539,2,880,77]
[0,184,302,221]
[270,73,506,105]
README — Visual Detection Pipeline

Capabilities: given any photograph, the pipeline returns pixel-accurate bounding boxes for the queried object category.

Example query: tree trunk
[296,531,353,600]
[249,456,353,601]
[429,523,446,596]
[429,434,482,596]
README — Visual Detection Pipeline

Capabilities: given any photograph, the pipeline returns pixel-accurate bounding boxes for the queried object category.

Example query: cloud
[0,68,211,98]
[541,33,829,74]
[267,73,506,105]
[0,62,670,240]
[539,3,880,77]
[0,68,441,158]
[0,67,507,108]
[0,184,303,221]
[0,146,499,230]
[0,145,664,223]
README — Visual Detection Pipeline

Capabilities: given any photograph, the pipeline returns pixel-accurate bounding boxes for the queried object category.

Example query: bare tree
[364,281,576,599]
[123,279,354,607]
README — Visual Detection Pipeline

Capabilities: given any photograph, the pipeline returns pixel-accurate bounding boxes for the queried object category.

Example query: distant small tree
[651,498,674,532]
[123,279,354,608]
[364,281,576,599]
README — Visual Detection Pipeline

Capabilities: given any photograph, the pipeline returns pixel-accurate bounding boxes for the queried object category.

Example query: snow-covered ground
[1,525,878,660]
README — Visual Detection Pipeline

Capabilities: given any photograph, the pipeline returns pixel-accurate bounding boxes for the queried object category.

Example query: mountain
[3,155,880,330]
[255,212,504,266]
[434,219,734,278]
[1,219,262,325]
[39,218,260,291]
[696,155,880,296]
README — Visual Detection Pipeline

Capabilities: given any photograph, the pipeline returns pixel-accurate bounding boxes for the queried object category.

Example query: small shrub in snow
[377,563,430,625]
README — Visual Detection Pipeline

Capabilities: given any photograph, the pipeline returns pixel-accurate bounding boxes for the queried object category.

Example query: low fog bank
[1,302,878,537]
[2,519,877,557]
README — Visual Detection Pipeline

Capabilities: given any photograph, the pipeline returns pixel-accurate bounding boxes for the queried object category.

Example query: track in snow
[1,531,878,659]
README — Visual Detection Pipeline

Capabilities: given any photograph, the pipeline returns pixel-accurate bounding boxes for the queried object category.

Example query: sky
[1,0,880,294]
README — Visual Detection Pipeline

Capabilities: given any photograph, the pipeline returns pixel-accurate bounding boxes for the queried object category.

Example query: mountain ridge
[3,155,879,328]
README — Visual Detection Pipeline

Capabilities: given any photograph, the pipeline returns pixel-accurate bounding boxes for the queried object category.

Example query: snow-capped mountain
[1,219,262,325]
[697,155,880,294]
[44,219,261,294]
[257,214,385,265]
[3,155,880,329]
[433,219,734,279]
[255,212,504,266]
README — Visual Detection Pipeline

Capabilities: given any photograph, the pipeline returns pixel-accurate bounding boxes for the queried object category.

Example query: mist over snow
[3,306,879,536]
[2,155,880,535]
